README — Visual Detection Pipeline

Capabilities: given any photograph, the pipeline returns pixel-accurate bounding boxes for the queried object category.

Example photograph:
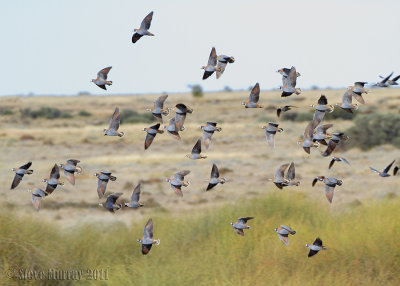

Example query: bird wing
[67,159,80,166]
[50,164,60,179]
[132,33,143,43]
[324,185,335,203]
[20,161,32,170]
[174,113,186,132]
[394,166,399,176]
[31,189,45,211]
[155,94,168,109]
[97,66,112,80]
[328,159,335,169]
[238,217,254,224]
[288,66,297,87]
[275,164,289,181]
[352,92,365,104]
[11,174,23,189]
[277,108,282,118]
[208,47,217,67]
[316,124,333,134]
[144,133,155,150]
[278,233,289,246]
[383,160,395,174]
[314,238,323,247]
[174,170,190,181]
[64,169,75,185]
[171,184,183,196]
[140,11,153,30]
[249,83,260,103]
[392,75,400,82]
[234,228,244,236]
[191,139,202,155]
[216,61,227,79]
[211,163,219,179]
[322,140,337,157]
[304,120,318,140]
[308,249,319,257]
[109,107,120,131]
[381,72,393,84]
[203,70,214,80]
[265,132,275,148]
[317,95,328,105]
[286,162,295,180]
[143,218,154,240]
[341,157,351,166]
[202,130,213,150]
[106,192,123,205]
[342,89,353,104]
[131,184,141,204]
[369,167,381,174]
[97,179,108,199]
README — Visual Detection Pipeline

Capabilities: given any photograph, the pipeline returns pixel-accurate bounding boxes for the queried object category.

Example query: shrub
[120,109,154,124]
[78,110,92,117]
[281,111,313,122]
[324,107,355,120]
[20,107,74,119]
[0,108,13,115]
[345,113,400,150]
[190,85,203,98]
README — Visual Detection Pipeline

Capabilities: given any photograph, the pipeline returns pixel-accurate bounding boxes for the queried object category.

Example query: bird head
[11,168,16,172]
[124,203,130,207]
[137,238,142,243]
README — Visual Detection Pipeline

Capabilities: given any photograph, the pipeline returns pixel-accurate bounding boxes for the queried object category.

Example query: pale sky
[1,0,399,96]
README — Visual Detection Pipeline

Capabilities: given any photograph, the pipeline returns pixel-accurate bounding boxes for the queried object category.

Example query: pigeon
[92,67,112,90]
[59,159,82,185]
[274,225,296,246]
[132,11,154,43]
[137,218,160,255]
[231,217,254,236]
[11,162,33,189]
[206,164,226,191]
[306,237,327,257]
[103,107,124,137]
[370,160,396,177]
[124,184,144,208]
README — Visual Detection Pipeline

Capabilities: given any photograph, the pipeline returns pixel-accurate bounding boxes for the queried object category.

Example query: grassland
[1,192,400,285]
[0,88,400,285]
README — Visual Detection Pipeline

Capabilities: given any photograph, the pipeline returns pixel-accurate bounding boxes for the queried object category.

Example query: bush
[78,110,92,117]
[0,108,13,115]
[20,107,74,119]
[281,111,313,122]
[345,113,400,150]
[324,107,355,120]
[190,85,203,98]
[120,109,154,124]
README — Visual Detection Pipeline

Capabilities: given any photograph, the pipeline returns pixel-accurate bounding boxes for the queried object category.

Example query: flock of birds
[9,11,400,257]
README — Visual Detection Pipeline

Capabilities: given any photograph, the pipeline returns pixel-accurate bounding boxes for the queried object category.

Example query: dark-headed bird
[201,122,221,150]
[231,217,254,236]
[103,107,124,137]
[94,171,117,199]
[137,218,160,255]
[186,139,207,159]
[11,162,33,189]
[143,123,164,150]
[242,82,262,108]
[216,54,235,79]
[201,47,220,80]
[132,11,154,43]
[92,66,112,90]
[370,160,396,177]
[59,159,82,186]
[99,192,123,212]
[124,184,144,208]
[274,225,296,246]
[311,95,334,124]
[306,237,327,257]
[42,164,64,195]
[206,163,226,191]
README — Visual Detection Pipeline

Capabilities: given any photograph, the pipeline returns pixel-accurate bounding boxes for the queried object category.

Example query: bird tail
[109,175,117,181]
[106,81,113,86]
[26,170,34,175]
[118,132,125,137]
